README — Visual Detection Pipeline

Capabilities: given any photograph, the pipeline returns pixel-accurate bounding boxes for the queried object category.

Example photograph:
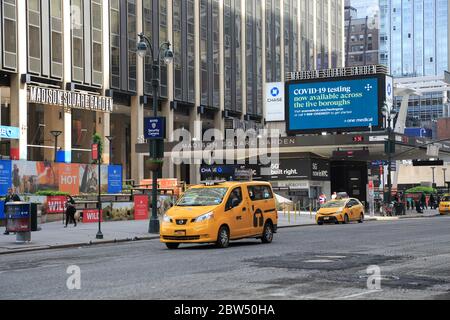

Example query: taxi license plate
[324,217,330,220]
[175,230,186,236]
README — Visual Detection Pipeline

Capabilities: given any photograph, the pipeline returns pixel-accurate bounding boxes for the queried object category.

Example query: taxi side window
[226,187,243,210]
[247,186,273,201]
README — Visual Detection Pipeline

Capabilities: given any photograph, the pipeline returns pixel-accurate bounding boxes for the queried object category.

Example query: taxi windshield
[177,187,228,207]
[441,196,450,202]
[321,200,347,208]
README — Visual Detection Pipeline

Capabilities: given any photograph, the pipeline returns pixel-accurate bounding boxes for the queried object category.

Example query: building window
[71,0,84,82]
[27,0,41,74]
[91,0,103,86]
[110,0,120,89]
[1,0,17,71]
[50,0,63,78]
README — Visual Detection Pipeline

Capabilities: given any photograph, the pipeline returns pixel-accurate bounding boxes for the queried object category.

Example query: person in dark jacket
[429,194,436,210]
[64,195,77,228]
[420,193,427,210]
[3,188,21,235]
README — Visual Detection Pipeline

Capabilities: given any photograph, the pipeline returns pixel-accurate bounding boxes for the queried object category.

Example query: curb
[0,235,160,256]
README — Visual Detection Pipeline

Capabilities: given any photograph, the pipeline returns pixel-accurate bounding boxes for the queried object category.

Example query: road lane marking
[340,290,382,299]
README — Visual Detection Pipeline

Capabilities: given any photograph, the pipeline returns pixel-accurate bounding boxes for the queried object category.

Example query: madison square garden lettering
[28,86,113,113]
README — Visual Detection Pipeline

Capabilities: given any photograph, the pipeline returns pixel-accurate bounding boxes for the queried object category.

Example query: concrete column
[262,0,267,126]
[240,0,247,117]
[312,0,317,70]
[131,0,145,184]
[99,0,111,164]
[62,0,73,163]
[10,0,27,160]
[189,0,202,184]
[214,0,225,133]
[297,0,302,70]
[280,0,285,81]
[162,0,175,178]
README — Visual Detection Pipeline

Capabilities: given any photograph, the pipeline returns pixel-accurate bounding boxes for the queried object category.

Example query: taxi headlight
[193,211,214,223]
[163,215,172,223]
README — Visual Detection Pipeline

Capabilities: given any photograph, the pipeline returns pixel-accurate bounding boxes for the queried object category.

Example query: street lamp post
[382,103,397,207]
[431,167,436,188]
[50,131,62,162]
[106,136,115,165]
[137,33,173,234]
[443,168,447,192]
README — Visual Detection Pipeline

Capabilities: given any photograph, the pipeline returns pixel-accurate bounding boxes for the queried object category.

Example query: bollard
[288,207,291,224]
[310,203,313,219]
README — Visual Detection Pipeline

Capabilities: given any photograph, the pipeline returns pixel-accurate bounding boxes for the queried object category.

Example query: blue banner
[0,160,12,196]
[107,165,123,194]
[0,201,4,220]
[144,117,166,139]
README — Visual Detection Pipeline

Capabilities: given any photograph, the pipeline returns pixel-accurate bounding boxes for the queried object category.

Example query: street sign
[385,75,394,107]
[144,117,166,140]
[412,159,444,166]
[92,143,99,161]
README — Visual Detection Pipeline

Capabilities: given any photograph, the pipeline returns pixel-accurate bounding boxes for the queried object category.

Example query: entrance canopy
[136,132,450,162]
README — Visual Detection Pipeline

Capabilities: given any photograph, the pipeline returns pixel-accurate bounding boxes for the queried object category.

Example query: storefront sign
[288,65,385,81]
[46,196,67,214]
[265,82,285,122]
[83,209,103,223]
[0,126,20,139]
[134,195,149,220]
[28,86,113,113]
[108,165,123,194]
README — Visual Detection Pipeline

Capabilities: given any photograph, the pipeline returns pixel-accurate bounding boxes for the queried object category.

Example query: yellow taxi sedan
[316,198,365,225]
[439,194,450,215]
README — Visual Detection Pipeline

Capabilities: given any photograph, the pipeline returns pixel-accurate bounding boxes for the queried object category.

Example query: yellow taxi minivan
[439,194,450,215]
[160,181,278,249]
[316,198,365,225]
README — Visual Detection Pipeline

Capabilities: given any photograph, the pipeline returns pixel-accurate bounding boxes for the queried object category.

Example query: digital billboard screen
[286,75,384,134]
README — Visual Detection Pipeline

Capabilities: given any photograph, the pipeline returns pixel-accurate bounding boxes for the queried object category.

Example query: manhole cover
[304,259,334,263]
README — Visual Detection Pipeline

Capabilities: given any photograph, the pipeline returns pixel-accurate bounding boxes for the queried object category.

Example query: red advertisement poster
[58,163,80,195]
[83,209,103,223]
[134,195,149,220]
[47,196,67,214]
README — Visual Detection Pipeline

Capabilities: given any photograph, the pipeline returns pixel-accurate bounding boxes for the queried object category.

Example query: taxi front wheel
[216,226,230,248]
[166,243,180,250]
[261,223,274,244]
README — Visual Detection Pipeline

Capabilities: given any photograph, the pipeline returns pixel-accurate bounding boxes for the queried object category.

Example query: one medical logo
[271,87,280,97]
[365,84,373,92]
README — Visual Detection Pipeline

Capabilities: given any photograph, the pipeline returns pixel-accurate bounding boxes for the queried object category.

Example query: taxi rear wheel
[261,222,274,244]
[358,213,364,223]
[343,214,350,224]
[216,226,230,248]
[166,243,180,250]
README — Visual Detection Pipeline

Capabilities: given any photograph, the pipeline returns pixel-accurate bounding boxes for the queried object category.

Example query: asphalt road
[1,217,450,300]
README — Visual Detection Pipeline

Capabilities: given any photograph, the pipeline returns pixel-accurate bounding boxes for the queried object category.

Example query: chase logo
[270,87,280,97]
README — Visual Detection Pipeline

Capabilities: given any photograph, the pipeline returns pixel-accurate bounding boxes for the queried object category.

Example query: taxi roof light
[200,180,227,186]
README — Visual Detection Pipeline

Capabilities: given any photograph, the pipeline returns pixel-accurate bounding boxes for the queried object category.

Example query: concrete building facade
[0,0,345,186]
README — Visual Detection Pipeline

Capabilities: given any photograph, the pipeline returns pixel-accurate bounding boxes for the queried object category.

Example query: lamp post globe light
[136,33,173,234]
[382,102,397,207]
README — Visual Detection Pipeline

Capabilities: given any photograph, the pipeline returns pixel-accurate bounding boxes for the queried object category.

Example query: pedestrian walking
[331,192,337,200]
[420,193,427,210]
[429,194,436,210]
[64,195,77,228]
[3,188,21,235]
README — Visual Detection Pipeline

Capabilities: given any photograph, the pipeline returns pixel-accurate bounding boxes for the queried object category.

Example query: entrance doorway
[331,161,368,203]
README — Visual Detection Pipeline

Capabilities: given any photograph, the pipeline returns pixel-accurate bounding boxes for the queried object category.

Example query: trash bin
[5,202,32,243]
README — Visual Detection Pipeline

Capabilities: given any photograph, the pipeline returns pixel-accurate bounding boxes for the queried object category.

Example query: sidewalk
[0,209,442,255]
